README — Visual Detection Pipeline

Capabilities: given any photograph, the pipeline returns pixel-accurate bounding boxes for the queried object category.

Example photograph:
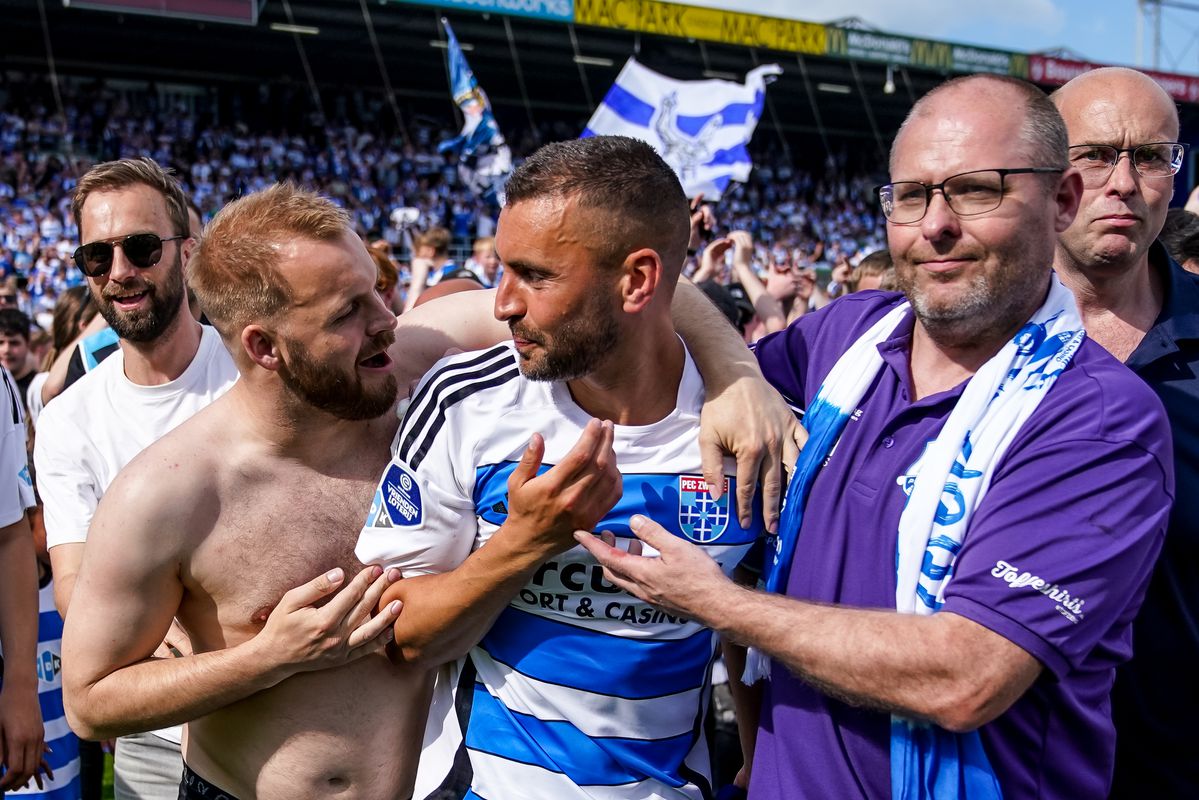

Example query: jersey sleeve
[355,366,481,576]
[354,452,477,576]
[0,368,33,527]
[358,345,521,575]
[941,427,1172,679]
[33,406,98,547]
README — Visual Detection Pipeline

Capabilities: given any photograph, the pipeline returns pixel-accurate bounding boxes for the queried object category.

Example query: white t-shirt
[0,365,35,526]
[356,343,763,800]
[26,371,48,428]
[35,325,238,548]
[33,325,237,745]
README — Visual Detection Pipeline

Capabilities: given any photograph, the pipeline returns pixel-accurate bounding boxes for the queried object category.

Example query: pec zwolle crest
[679,475,729,543]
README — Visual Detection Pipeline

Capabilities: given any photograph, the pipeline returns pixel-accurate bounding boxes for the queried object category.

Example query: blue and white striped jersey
[356,343,764,800]
[3,580,81,800]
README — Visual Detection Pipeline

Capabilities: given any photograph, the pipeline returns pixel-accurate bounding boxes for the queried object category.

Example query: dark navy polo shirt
[1111,242,1199,798]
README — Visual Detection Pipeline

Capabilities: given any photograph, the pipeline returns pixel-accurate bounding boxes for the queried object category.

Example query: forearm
[403,260,431,312]
[0,521,39,690]
[392,288,507,392]
[387,530,553,668]
[734,264,785,334]
[706,584,1014,731]
[398,287,506,351]
[66,637,284,740]
[48,543,83,618]
[672,279,757,384]
[52,573,75,620]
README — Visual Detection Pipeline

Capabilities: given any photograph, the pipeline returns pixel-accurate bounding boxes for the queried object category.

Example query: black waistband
[179,764,241,800]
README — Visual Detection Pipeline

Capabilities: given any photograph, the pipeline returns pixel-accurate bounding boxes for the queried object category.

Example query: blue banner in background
[438,18,512,205]
[390,0,573,23]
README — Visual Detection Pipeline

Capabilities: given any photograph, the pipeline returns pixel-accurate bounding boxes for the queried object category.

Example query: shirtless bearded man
[60,183,794,799]
[60,185,419,799]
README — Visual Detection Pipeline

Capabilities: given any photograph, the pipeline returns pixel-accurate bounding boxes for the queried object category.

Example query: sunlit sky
[678,0,1199,75]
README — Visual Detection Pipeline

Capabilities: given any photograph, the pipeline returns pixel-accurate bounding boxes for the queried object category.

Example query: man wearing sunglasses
[1051,67,1199,798]
[33,157,236,800]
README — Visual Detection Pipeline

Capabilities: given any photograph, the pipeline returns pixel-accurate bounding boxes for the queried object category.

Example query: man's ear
[620,248,664,314]
[242,324,282,371]
[180,236,197,268]
[1052,168,1084,234]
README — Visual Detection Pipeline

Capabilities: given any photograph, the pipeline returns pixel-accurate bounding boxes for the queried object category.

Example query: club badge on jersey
[678,475,730,543]
[367,462,424,528]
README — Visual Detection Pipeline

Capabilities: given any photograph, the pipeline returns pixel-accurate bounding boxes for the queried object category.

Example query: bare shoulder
[391,288,506,392]
[97,396,236,546]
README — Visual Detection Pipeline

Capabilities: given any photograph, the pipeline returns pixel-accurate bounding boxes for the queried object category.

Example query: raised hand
[728,230,755,270]
[695,238,733,284]
[503,419,623,557]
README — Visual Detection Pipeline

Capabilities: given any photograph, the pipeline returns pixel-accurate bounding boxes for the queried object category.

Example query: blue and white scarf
[746,275,1085,799]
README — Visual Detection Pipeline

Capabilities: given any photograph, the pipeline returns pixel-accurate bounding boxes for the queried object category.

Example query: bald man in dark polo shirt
[1051,66,1199,797]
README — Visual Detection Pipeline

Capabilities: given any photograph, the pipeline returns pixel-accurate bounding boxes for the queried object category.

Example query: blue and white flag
[438,18,511,205]
[583,58,781,200]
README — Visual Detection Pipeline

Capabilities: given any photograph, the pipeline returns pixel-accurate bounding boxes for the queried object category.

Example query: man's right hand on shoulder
[502,418,622,557]
[252,565,402,677]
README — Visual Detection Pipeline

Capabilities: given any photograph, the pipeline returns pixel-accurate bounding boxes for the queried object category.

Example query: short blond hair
[188,183,351,338]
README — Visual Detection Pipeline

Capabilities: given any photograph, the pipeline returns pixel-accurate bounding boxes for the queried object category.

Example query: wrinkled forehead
[1056,77,1179,145]
[275,230,374,304]
[497,195,605,256]
[891,97,1029,181]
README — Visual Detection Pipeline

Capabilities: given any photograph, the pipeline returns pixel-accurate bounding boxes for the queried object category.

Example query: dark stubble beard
[510,294,621,382]
[95,251,186,343]
[895,243,1050,349]
[277,332,398,421]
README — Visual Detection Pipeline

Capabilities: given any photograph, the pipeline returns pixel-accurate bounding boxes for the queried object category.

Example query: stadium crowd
[0,75,885,325]
[0,62,1197,800]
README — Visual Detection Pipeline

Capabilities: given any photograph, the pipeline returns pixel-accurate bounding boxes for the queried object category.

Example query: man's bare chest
[183,472,381,640]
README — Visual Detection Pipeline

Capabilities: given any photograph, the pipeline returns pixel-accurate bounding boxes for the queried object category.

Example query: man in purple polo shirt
[578,74,1174,799]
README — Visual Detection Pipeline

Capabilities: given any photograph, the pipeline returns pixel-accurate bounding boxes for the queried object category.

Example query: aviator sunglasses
[73,232,186,278]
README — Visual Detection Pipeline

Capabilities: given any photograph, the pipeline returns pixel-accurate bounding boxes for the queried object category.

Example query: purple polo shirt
[750,291,1174,800]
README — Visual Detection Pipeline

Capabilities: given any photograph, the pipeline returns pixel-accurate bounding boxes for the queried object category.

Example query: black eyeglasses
[72,233,186,278]
[876,168,1065,224]
[1067,142,1186,188]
